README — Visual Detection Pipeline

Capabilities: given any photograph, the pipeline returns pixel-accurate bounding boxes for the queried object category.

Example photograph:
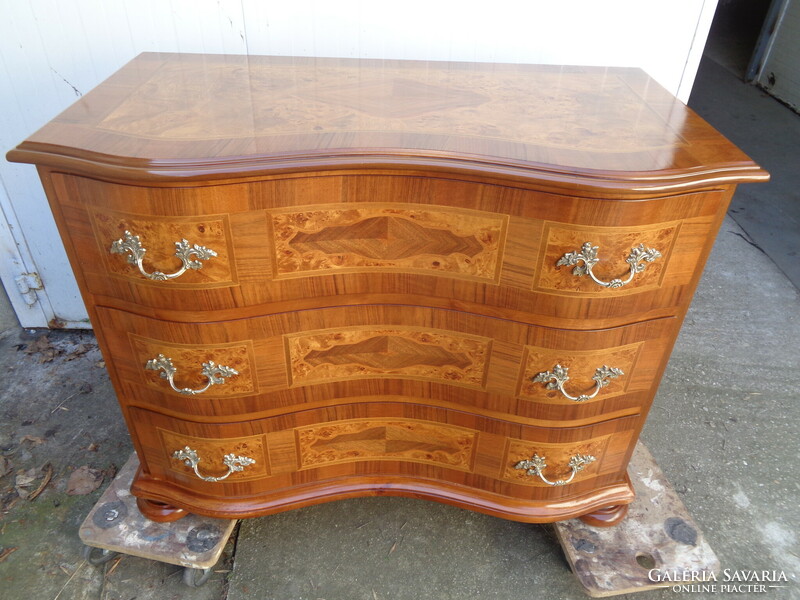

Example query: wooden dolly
[80,443,717,594]
[79,455,236,587]
[555,442,720,596]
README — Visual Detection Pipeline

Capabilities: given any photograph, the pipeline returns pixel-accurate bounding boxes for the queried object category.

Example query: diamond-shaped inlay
[298,419,476,469]
[286,326,491,388]
[303,335,474,370]
[304,78,489,118]
[271,205,506,281]
[289,216,485,261]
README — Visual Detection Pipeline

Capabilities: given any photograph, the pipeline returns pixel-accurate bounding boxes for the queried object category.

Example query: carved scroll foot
[136,497,189,523]
[578,503,629,527]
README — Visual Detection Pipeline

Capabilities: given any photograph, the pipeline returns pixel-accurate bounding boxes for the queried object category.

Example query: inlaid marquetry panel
[296,419,476,471]
[270,203,507,281]
[534,221,680,295]
[130,334,256,397]
[92,209,236,286]
[285,326,491,388]
[517,342,643,404]
[159,428,270,480]
[502,435,611,487]
[91,58,688,157]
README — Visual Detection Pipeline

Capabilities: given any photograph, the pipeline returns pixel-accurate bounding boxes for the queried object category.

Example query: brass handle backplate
[557,242,661,288]
[515,453,596,486]
[110,230,217,281]
[532,364,623,402]
[145,354,238,395]
[172,446,255,482]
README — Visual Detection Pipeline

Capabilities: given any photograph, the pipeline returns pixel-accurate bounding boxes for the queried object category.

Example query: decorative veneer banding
[9,54,766,524]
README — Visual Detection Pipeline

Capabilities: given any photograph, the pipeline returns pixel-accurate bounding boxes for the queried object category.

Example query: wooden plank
[78,454,236,570]
[555,442,719,597]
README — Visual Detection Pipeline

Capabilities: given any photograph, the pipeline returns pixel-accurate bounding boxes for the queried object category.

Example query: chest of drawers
[7,53,767,525]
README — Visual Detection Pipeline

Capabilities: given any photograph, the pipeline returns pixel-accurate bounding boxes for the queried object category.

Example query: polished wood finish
[93,305,676,425]
[135,497,188,523]
[577,503,630,527]
[7,53,766,527]
[44,172,738,328]
[7,54,767,191]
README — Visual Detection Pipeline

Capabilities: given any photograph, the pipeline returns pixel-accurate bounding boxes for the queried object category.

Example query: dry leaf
[86,443,99,452]
[24,335,60,363]
[26,463,53,501]
[66,465,103,495]
[20,435,45,446]
[95,361,105,369]
[0,456,11,478]
[2,489,21,512]
[64,344,89,361]
[103,464,117,480]
[15,467,39,499]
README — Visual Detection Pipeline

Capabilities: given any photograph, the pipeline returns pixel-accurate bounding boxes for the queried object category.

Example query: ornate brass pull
[110,230,217,281]
[557,242,661,288]
[172,446,256,482]
[515,453,596,486]
[145,354,238,395]
[532,364,623,402]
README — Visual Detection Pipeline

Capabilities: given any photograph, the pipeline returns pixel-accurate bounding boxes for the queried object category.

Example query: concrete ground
[1,57,799,600]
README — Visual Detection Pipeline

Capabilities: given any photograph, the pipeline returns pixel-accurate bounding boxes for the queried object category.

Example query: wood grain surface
[270,203,506,281]
[10,53,769,524]
[129,405,638,521]
[47,172,729,328]
[94,305,675,426]
[6,54,767,192]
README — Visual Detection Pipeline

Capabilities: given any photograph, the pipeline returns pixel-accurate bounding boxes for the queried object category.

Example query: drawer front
[129,405,639,502]
[97,305,677,424]
[52,172,725,325]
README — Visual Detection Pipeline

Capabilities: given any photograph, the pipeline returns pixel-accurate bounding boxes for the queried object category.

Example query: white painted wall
[0,0,719,328]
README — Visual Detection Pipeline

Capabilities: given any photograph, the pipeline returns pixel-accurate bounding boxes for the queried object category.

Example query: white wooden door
[1,0,719,328]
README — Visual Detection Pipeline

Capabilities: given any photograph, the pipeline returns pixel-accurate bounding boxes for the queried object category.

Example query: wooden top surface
[8,52,767,191]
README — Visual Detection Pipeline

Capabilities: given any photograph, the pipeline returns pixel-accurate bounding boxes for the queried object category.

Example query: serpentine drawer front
[51,171,726,327]
[95,305,676,424]
[7,53,767,526]
[128,405,639,521]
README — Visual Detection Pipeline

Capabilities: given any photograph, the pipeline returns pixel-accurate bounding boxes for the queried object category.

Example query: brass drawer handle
[532,364,623,402]
[110,230,217,281]
[557,242,661,288]
[145,354,238,395]
[515,453,596,486]
[172,446,256,482]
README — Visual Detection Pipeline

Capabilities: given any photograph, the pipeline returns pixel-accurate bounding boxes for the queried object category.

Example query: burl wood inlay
[159,428,270,480]
[503,435,610,487]
[10,53,767,524]
[92,209,234,286]
[286,326,491,388]
[297,419,476,470]
[518,343,642,404]
[94,60,684,155]
[270,204,506,281]
[535,222,680,295]
[131,335,255,396]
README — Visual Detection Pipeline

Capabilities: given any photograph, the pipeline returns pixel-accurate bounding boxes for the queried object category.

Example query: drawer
[128,405,640,509]
[96,305,677,425]
[52,172,726,327]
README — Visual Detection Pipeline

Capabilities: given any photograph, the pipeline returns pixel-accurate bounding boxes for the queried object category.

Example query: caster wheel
[82,545,120,566]
[183,566,212,587]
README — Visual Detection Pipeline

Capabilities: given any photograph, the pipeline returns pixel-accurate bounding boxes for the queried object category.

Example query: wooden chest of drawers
[7,53,767,525]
